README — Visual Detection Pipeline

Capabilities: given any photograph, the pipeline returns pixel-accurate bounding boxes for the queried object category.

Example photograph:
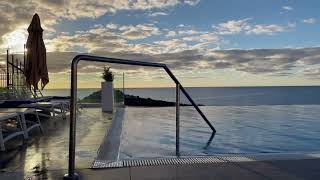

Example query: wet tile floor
[0,108,113,179]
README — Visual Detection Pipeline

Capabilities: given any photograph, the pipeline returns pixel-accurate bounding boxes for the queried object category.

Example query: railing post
[64,57,80,180]
[176,83,180,157]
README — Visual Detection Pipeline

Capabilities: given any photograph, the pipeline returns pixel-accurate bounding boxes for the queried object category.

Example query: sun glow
[2,28,27,53]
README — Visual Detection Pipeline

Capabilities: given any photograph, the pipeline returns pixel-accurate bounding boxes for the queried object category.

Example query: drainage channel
[92,152,320,169]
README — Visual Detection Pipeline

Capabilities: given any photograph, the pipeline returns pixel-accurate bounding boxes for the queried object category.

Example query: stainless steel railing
[64,55,216,180]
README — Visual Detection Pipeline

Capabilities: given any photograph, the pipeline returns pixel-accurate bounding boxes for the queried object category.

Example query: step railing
[64,55,216,180]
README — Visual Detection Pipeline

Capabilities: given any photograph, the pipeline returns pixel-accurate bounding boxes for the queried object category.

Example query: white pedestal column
[101,81,114,112]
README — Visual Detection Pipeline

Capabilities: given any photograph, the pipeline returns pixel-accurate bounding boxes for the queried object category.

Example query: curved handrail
[64,54,216,179]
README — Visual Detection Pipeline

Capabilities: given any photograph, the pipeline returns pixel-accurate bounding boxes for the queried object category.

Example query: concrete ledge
[80,103,124,108]
[80,103,102,108]
[94,107,125,162]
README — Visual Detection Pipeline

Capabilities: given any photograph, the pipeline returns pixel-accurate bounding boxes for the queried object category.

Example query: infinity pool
[119,105,320,159]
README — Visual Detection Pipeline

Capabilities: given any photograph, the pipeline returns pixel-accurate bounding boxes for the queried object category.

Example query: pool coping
[95,107,125,161]
[92,151,320,168]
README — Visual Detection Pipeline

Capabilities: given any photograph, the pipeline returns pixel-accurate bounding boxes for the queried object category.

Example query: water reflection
[203,132,215,150]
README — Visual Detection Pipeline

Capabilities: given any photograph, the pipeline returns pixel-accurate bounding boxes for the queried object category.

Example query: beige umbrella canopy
[25,13,49,90]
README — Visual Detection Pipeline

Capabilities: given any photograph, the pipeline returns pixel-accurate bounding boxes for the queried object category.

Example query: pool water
[119,105,320,159]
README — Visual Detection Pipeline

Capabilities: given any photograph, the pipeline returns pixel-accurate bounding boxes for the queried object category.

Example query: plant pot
[101,81,114,112]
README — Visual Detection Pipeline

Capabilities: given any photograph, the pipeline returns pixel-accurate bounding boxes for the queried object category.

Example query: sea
[43,87,320,157]
[42,86,320,106]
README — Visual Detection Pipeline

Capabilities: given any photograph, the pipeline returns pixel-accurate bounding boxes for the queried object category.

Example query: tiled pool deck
[0,107,319,179]
[0,107,113,179]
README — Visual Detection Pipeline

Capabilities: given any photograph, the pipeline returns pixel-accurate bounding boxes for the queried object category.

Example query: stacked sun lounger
[30,87,71,118]
[1,87,70,119]
[0,112,24,151]
[0,87,71,151]
[0,108,42,151]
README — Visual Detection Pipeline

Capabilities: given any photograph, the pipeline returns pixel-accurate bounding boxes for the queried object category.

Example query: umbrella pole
[6,49,9,89]
[23,44,26,72]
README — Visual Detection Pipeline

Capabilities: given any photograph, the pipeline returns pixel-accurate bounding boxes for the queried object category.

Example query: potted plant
[101,66,114,112]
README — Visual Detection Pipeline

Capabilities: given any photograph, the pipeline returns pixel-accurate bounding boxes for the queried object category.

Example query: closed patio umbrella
[25,13,49,90]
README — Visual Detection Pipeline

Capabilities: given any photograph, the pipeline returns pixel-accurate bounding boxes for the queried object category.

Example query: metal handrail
[64,55,216,179]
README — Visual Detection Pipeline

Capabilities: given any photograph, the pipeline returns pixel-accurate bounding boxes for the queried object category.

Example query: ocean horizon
[42,86,320,106]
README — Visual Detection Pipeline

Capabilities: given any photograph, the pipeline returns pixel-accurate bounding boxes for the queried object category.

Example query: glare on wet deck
[0,108,113,179]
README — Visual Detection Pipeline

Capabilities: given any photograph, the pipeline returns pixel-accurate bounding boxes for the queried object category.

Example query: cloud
[302,18,317,24]
[120,24,161,40]
[106,23,118,30]
[209,47,320,75]
[163,28,221,49]
[246,23,294,35]
[282,6,293,11]
[5,45,317,79]
[303,68,320,79]
[2,45,319,83]
[127,39,194,54]
[182,33,220,49]
[35,0,198,20]
[47,22,224,55]
[148,12,169,17]
[166,31,177,37]
[105,23,162,40]
[46,23,164,52]
[2,1,316,81]
[0,0,199,51]
[41,18,318,77]
[213,18,251,35]
[165,29,207,37]
[183,0,201,6]
[178,29,206,35]
[213,18,294,35]
[211,61,233,69]
[201,47,320,75]
[0,2,43,45]
[47,29,127,52]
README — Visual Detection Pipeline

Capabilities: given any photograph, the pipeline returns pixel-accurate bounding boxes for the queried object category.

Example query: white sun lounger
[8,87,69,119]
[33,102,67,119]
[0,112,25,151]
[0,100,67,120]
[0,108,43,140]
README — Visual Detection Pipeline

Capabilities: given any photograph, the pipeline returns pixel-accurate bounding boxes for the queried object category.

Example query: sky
[0,0,320,89]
